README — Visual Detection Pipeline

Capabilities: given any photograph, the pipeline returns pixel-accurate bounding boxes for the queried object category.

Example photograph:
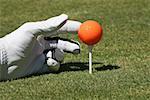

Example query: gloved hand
[0,14,81,81]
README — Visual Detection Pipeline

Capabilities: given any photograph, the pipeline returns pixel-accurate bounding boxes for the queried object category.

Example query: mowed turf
[0,0,150,99]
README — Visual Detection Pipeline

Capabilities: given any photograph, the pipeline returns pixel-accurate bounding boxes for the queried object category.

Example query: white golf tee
[88,46,93,74]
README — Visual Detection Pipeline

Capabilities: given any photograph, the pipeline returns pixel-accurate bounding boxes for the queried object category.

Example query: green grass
[0,0,150,99]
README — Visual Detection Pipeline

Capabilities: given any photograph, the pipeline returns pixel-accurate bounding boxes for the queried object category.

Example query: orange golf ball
[78,20,103,45]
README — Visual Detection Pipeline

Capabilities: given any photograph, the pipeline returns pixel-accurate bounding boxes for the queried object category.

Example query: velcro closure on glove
[0,45,8,65]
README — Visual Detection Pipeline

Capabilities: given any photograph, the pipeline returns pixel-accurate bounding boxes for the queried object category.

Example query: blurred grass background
[0,0,150,99]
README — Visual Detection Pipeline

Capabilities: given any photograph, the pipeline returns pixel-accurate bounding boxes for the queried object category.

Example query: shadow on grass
[95,64,120,71]
[58,62,120,73]
[1,62,120,82]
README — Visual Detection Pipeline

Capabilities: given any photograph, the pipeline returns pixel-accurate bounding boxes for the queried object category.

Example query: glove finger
[46,57,60,72]
[46,57,60,67]
[18,14,68,35]
[45,48,64,62]
[44,37,80,54]
[46,14,68,30]
[57,20,82,33]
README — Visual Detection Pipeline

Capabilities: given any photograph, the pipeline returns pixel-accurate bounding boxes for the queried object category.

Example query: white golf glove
[0,14,81,81]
